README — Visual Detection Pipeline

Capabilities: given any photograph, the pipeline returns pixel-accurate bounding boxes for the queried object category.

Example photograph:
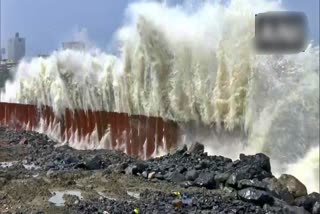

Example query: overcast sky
[0,0,319,57]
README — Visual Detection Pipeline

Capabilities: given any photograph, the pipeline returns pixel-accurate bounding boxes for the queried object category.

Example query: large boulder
[263,177,295,204]
[188,142,204,154]
[226,153,272,188]
[278,174,308,198]
[238,187,274,206]
[239,153,271,173]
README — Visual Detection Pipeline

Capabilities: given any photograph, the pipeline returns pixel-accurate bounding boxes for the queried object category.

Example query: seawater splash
[0,0,319,192]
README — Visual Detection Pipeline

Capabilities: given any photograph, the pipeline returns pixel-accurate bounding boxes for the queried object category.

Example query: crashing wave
[0,0,319,192]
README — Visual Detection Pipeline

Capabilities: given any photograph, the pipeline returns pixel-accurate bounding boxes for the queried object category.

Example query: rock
[142,171,148,179]
[226,173,239,187]
[278,174,308,198]
[0,178,7,187]
[19,138,28,145]
[313,201,320,214]
[230,154,272,182]
[195,160,210,170]
[172,199,182,209]
[215,172,232,186]
[155,173,165,180]
[148,172,156,180]
[125,163,147,175]
[63,194,81,206]
[223,186,235,194]
[177,166,187,174]
[46,169,57,178]
[295,192,320,212]
[271,199,310,213]
[223,186,237,199]
[194,172,216,189]
[175,145,187,155]
[282,205,310,214]
[167,172,186,183]
[107,163,127,174]
[263,177,294,204]
[238,187,274,206]
[237,179,267,190]
[125,166,135,175]
[120,162,129,171]
[64,155,78,165]
[188,142,204,154]
[263,204,282,213]
[85,156,104,170]
[185,169,199,181]
[181,194,193,206]
[180,181,193,188]
[239,153,271,173]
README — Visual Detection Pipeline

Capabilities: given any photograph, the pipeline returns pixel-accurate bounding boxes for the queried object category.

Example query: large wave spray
[1,0,319,192]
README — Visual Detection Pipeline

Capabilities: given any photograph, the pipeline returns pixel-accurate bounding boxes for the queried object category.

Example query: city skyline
[0,0,319,57]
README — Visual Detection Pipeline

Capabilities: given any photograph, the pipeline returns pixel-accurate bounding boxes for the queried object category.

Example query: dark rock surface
[313,201,320,214]
[263,177,295,204]
[185,169,199,181]
[194,172,216,189]
[238,187,274,206]
[0,127,317,214]
[187,141,204,154]
[294,192,320,213]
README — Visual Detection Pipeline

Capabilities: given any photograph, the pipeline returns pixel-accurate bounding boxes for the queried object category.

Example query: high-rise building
[0,48,5,61]
[62,41,85,51]
[8,33,26,62]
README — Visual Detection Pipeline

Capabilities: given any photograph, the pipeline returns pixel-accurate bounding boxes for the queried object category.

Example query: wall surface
[0,102,178,159]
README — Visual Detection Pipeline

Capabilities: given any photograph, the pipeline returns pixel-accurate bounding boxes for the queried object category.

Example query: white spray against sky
[0,0,319,192]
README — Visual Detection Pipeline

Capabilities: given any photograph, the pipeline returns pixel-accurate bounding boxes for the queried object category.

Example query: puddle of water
[48,190,82,207]
[127,191,140,199]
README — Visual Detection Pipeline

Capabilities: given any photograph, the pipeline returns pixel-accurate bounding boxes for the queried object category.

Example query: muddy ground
[0,127,319,214]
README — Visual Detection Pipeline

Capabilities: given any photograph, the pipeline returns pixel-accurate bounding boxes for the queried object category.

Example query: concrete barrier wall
[0,102,178,159]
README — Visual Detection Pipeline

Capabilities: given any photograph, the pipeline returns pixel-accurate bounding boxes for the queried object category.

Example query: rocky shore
[0,127,319,214]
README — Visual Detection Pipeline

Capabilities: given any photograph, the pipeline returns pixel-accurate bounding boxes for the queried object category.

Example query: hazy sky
[0,0,319,57]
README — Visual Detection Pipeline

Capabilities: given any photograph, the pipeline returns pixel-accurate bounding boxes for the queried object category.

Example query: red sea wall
[0,102,178,159]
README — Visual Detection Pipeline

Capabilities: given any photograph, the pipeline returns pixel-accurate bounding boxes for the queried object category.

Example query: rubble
[0,127,318,213]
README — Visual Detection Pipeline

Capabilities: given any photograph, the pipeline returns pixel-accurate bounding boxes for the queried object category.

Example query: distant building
[8,33,26,63]
[37,54,49,58]
[0,48,5,60]
[62,41,86,51]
